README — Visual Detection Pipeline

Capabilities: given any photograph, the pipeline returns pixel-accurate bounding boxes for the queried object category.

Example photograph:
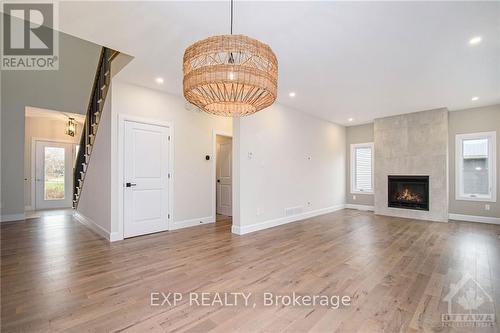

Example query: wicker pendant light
[183,0,278,116]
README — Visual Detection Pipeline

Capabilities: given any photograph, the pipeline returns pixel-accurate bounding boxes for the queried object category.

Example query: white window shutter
[355,146,372,192]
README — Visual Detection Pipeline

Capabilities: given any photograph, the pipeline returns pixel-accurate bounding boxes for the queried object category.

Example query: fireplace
[388,176,429,211]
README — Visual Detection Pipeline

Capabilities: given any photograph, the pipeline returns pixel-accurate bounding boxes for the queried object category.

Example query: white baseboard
[0,213,25,223]
[74,211,115,240]
[24,205,33,211]
[170,216,215,230]
[109,232,122,242]
[232,204,345,235]
[345,204,374,211]
[449,213,500,225]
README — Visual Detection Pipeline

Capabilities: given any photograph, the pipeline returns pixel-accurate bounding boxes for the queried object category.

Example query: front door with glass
[35,141,74,209]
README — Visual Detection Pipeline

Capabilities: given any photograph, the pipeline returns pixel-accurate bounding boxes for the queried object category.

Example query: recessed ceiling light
[155,77,164,84]
[469,36,482,45]
[471,96,479,101]
[288,92,296,97]
[348,118,354,122]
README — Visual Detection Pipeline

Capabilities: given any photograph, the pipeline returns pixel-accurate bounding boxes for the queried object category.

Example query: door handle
[217,179,220,183]
[125,182,137,187]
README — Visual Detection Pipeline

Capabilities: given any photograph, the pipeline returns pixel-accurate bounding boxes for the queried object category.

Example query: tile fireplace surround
[374,108,449,222]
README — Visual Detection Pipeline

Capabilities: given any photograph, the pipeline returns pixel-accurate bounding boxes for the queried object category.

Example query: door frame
[212,130,232,219]
[30,137,78,211]
[117,114,174,241]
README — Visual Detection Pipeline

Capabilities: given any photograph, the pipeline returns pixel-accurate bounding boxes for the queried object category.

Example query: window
[351,143,374,194]
[456,132,496,202]
[44,147,65,200]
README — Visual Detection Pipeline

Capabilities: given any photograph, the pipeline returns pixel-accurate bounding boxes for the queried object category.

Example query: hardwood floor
[1,209,499,332]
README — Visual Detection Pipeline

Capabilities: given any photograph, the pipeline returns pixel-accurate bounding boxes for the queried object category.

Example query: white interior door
[216,138,232,216]
[124,120,170,238]
[35,141,74,209]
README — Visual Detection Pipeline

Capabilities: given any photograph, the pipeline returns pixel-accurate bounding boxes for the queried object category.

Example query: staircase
[73,47,118,208]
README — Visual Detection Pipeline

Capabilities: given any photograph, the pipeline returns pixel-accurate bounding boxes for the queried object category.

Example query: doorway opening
[25,107,84,212]
[215,134,232,225]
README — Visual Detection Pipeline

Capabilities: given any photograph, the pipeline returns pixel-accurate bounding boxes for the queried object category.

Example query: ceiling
[57,1,500,126]
[25,106,86,123]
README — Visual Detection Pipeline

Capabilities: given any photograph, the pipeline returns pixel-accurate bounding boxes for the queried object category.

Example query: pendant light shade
[183,34,278,116]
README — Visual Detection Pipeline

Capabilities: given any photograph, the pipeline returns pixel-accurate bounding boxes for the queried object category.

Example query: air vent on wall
[285,206,303,217]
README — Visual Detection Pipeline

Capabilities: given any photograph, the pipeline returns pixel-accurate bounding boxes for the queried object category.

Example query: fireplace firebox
[388,176,429,211]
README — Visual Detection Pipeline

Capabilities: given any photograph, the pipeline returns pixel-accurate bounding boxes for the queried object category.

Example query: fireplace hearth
[388,176,429,211]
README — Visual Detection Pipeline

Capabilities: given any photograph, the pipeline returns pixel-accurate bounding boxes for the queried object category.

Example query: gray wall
[449,104,500,218]
[345,105,500,219]
[1,26,101,217]
[345,123,374,206]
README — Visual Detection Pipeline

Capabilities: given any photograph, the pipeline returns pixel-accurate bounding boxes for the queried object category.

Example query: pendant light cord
[230,0,233,35]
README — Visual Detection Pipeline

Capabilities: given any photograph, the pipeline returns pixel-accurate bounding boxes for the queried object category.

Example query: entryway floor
[25,208,74,220]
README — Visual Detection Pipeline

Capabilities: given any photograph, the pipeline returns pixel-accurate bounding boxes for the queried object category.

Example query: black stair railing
[73,47,117,208]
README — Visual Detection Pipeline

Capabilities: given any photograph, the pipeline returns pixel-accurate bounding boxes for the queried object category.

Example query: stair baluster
[73,47,118,208]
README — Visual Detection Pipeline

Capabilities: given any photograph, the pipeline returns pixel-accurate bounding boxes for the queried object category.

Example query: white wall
[76,87,113,237]
[110,81,232,234]
[233,104,346,234]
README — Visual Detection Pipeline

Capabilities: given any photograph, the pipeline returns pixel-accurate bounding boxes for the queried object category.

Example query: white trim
[449,213,500,225]
[74,211,120,241]
[24,205,33,211]
[0,213,25,223]
[350,142,374,195]
[455,131,497,202]
[345,204,374,211]
[232,204,345,235]
[169,216,215,230]
[109,232,122,242]
[212,130,233,219]
[116,114,174,240]
[377,209,448,223]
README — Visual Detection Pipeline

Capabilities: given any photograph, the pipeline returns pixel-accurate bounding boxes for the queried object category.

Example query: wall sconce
[65,117,76,137]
